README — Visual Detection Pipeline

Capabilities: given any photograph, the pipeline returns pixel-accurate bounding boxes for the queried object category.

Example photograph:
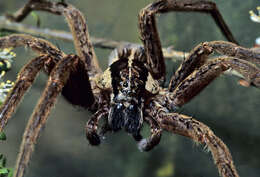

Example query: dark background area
[1,0,260,177]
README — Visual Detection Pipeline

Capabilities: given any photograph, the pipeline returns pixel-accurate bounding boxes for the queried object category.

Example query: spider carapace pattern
[0,0,260,177]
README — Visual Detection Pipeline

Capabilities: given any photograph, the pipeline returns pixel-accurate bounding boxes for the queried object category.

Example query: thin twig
[0,16,259,82]
[0,16,188,59]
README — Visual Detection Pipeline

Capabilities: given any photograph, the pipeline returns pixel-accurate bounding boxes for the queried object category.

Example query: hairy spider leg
[0,34,65,60]
[86,109,109,145]
[6,0,101,76]
[137,116,162,151]
[13,54,80,177]
[0,32,94,176]
[62,3,101,75]
[169,41,260,91]
[169,43,214,91]
[138,3,165,84]
[161,113,238,177]
[138,0,238,85]
[209,41,260,65]
[161,113,239,177]
[0,55,49,131]
[168,57,260,107]
[5,0,104,109]
[0,34,65,131]
[145,101,239,177]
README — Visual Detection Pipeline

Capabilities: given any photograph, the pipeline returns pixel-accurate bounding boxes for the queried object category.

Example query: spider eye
[123,82,128,87]
[129,104,134,110]
[117,103,123,109]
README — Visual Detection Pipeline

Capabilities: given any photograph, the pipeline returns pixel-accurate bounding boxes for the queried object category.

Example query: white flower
[249,7,260,23]
[0,48,15,104]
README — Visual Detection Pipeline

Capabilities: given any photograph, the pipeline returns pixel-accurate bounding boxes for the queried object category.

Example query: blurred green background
[1,0,260,177]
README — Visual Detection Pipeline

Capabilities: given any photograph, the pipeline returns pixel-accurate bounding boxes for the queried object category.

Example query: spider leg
[208,41,260,65]
[0,33,96,108]
[169,41,260,91]
[169,42,214,91]
[158,112,239,177]
[0,55,50,131]
[137,116,162,152]
[6,0,101,76]
[86,109,109,145]
[13,54,80,177]
[139,0,238,84]
[0,34,65,61]
[167,57,260,107]
[146,101,239,177]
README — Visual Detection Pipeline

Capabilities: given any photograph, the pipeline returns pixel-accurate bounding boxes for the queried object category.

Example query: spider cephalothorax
[0,0,260,177]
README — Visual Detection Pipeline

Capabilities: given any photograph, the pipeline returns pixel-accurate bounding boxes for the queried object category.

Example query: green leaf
[7,168,13,177]
[0,168,8,174]
[0,132,6,141]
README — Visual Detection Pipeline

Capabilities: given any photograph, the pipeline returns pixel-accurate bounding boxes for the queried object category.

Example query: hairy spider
[0,0,260,177]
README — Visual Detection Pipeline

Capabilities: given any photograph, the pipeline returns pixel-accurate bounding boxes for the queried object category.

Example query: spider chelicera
[0,0,260,177]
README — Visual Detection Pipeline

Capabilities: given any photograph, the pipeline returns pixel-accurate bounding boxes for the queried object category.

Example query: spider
[0,0,260,177]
